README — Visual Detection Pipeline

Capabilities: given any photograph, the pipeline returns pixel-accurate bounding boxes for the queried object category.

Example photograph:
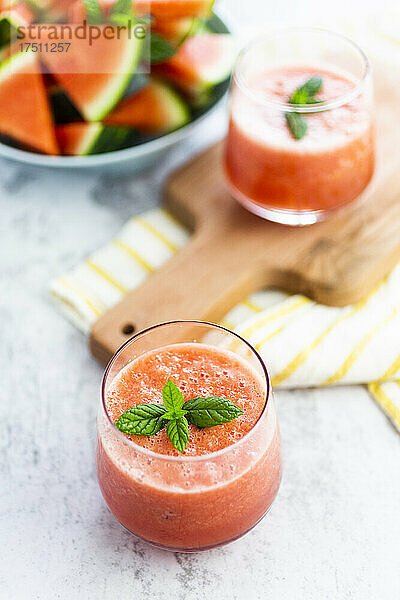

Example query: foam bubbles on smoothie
[106,343,266,457]
[232,65,371,152]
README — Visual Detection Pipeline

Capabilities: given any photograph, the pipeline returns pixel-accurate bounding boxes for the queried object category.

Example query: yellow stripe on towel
[86,260,128,294]
[379,351,400,381]
[241,296,310,339]
[242,298,263,313]
[323,306,400,385]
[113,240,154,273]
[58,277,103,316]
[135,216,178,252]
[369,382,400,431]
[255,325,285,351]
[271,303,367,386]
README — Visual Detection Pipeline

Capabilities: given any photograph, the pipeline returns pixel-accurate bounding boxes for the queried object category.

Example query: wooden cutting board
[90,63,400,365]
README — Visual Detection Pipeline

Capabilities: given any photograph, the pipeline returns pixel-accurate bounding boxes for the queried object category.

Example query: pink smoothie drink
[226,66,374,213]
[97,329,282,551]
[224,28,374,225]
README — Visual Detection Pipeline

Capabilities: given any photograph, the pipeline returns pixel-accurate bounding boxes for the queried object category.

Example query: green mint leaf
[183,397,244,428]
[115,403,167,436]
[150,33,176,63]
[82,0,104,24]
[286,76,323,140]
[162,379,184,414]
[285,112,307,140]
[166,416,189,452]
[290,76,322,104]
[301,76,323,98]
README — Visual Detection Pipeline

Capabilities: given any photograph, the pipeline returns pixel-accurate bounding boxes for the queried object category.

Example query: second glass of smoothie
[97,321,282,552]
[225,28,375,225]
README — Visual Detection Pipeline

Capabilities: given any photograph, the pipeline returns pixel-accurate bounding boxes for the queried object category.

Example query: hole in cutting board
[121,323,135,336]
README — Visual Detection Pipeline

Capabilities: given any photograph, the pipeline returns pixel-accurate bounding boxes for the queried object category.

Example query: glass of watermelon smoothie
[97,321,282,552]
[225,28,375,225]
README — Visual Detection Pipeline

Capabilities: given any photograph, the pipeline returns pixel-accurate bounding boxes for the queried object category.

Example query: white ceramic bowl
[0,15,230,173]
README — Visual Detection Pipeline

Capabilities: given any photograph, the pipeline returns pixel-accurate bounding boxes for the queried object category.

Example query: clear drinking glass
[96,321,282,552]
[225,27,375,225]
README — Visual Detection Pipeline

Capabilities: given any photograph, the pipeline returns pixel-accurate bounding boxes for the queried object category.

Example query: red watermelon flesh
[105,78,189,132]
[56,122,97,154]
[0,51,58,154]
[136,0,214,18]
[152,16,195,45]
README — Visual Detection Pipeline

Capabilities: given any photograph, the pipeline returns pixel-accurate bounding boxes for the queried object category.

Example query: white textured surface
[1,1,400,598]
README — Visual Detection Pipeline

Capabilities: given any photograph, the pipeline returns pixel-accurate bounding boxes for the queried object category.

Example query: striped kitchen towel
[50,206,400,433]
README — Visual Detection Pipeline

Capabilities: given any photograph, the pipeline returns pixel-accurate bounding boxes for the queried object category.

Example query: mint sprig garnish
[114,379,244,453]
[285,76,323,140]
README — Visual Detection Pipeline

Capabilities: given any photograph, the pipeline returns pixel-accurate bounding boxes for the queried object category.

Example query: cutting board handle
[89,226,266,364]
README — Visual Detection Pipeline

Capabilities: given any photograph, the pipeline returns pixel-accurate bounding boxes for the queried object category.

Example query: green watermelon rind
[192,33,235,88]
[152,78,191,131]
[68,123,130,155]
[91,124,130,153]
[82,30,144,121]
[202,0,216,17]
[0,47,36,83]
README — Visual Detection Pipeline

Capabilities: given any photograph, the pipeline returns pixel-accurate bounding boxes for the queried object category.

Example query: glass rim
[100,320,271,463]
[233,26,371,114]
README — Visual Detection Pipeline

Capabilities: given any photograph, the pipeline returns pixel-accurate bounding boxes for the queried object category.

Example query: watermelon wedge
[0,51,58,154]
[155,32,234,100]
[56,122,130,154]
[136,0,214,18]
[105,77,189,133]
[24,25,143,121]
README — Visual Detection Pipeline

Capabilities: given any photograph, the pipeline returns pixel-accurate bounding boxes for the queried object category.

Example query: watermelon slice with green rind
[24,24,144,121]
[155,32,234,102]
[0,50,58,154]
[105,77,190,133]
[56,122,130,154]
